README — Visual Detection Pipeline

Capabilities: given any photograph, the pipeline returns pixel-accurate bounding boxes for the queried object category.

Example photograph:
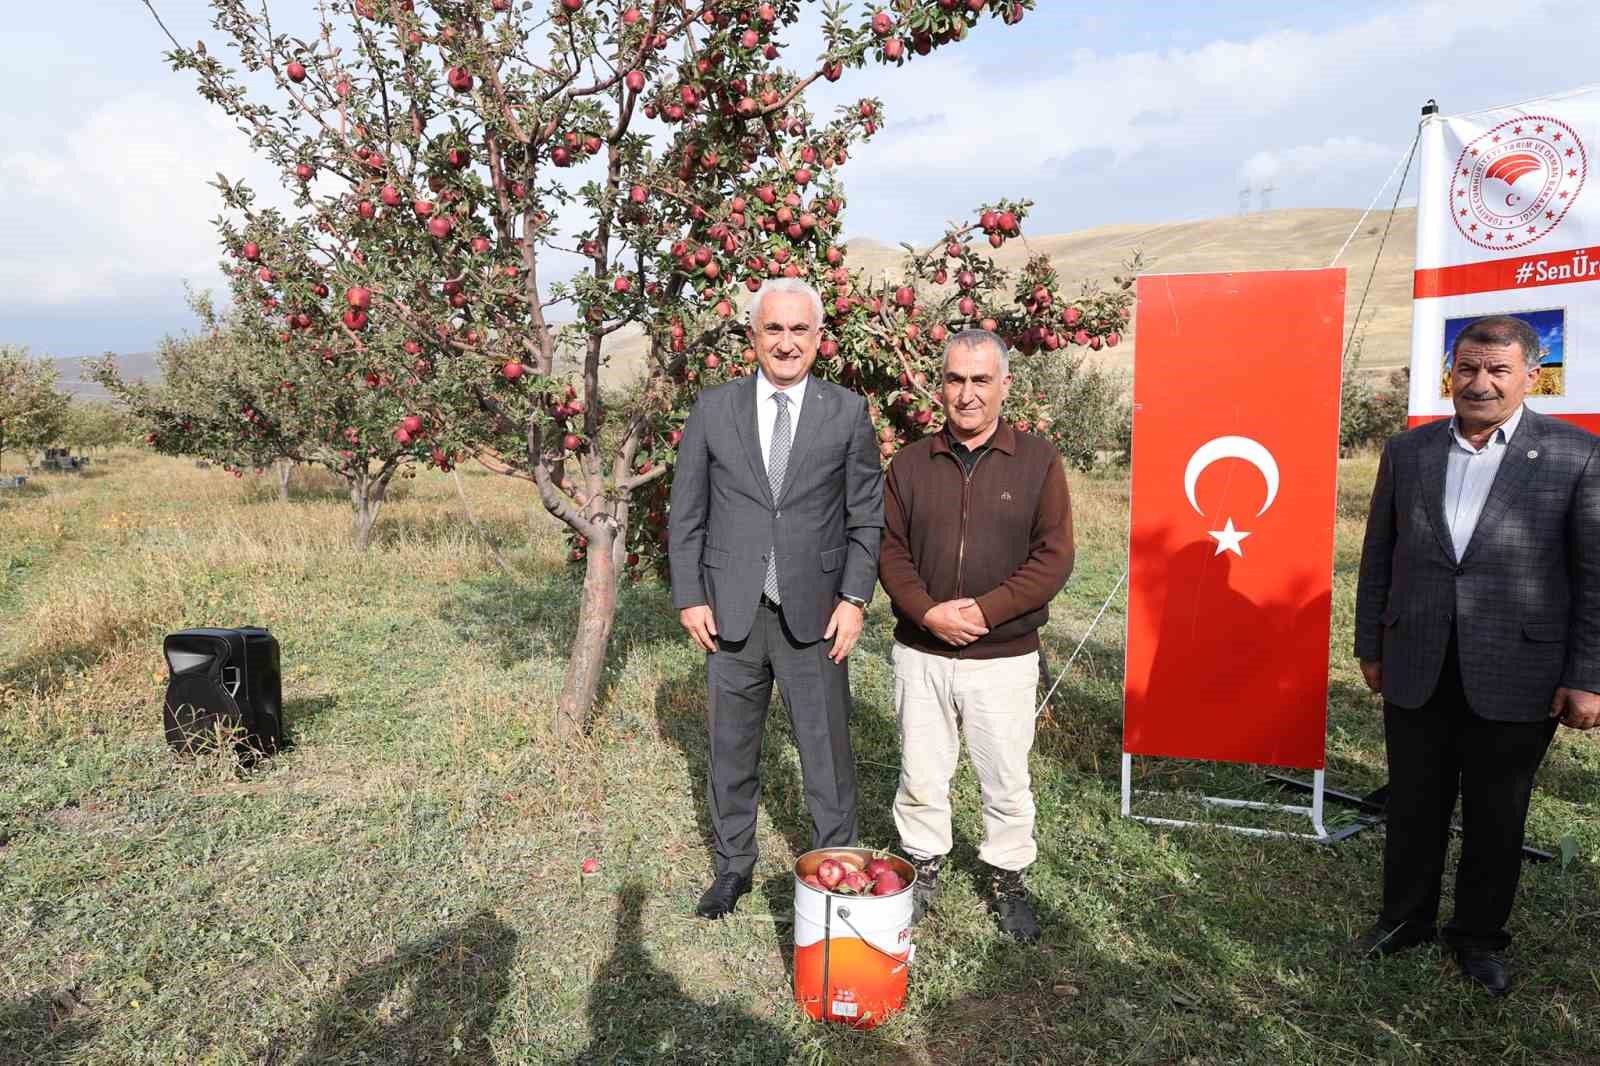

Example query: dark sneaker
[986,864,1041,943]
[906,853,943,925]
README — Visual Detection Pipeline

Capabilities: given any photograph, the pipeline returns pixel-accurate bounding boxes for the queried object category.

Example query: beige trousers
[890,641,1040,871]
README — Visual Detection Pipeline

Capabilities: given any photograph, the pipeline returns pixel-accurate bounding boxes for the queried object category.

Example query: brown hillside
[596,206,1418,387]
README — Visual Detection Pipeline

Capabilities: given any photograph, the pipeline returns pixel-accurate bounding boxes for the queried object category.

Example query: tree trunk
[554,523,620,738]
[349,469,390,551]
[277,460,292,503]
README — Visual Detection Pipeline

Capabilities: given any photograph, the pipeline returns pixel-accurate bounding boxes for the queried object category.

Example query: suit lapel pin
[1528,449,1539,459]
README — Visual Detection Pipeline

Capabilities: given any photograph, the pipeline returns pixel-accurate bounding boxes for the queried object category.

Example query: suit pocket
[703,547,729,569]
[1523,622,1564,643]
[820,546,846,572]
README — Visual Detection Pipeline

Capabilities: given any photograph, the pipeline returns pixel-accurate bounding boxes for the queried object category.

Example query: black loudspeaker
[162,627,283,757]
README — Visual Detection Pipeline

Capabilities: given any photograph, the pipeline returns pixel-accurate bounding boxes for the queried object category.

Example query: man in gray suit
[668,278,883,918]
[1354,314,1599,994]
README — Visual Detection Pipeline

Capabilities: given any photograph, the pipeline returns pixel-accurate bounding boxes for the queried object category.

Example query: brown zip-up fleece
[879,422,1074,659]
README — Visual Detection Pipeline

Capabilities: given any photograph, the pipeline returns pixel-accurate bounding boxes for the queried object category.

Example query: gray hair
[1450,314,1543,368]
[942,328,1010,375]
[748,278,823,329]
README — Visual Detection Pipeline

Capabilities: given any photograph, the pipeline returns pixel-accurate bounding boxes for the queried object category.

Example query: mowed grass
[2,451,1598,1066]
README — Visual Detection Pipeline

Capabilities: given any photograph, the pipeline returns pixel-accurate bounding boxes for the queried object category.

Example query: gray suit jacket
[668,374,884,644]
[1354,409,1600,720]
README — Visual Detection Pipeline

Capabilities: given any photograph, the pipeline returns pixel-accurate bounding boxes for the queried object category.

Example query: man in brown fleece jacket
[878,329,1074,942]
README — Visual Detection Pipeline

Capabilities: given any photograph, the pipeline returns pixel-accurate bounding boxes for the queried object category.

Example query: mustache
[1459,392,1499,401]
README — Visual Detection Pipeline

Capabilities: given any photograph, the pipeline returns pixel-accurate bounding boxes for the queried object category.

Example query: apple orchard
[124,0,1133,732]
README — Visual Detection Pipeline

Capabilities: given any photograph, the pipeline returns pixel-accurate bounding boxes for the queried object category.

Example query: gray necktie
[763,392,791,603]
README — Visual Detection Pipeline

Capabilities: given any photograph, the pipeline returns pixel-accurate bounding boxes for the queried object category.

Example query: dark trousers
[705,599,857,879]
[1382,634,1558,951]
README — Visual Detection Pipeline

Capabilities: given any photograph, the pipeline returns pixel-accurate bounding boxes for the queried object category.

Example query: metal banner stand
[1121,755,1330,842]
[1266,774,1556,861]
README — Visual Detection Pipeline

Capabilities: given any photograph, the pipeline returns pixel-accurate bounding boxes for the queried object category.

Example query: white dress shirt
[1443,403,1524,562]
[755,369,807,475]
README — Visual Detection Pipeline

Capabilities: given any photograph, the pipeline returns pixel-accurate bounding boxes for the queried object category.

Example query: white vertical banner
[1410,84,1600,432]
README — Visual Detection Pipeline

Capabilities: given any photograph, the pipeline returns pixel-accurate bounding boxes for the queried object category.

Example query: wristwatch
[839,593,867,609]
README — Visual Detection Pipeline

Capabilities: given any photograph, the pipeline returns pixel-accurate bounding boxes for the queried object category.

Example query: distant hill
[597,206,1417,385]
[55,208,1416,398]
[48,352,161,403]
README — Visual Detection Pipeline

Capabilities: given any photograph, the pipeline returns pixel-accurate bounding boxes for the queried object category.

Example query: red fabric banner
[1123,270,1346,770]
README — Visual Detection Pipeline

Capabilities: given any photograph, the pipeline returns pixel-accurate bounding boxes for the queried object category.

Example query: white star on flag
[1208,518,1250,557]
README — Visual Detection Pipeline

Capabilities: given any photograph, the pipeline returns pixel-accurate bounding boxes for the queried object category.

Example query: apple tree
[92,287,437,548]
[151,0,1134,734]
[57,399,132,458]
[0,347,71,475]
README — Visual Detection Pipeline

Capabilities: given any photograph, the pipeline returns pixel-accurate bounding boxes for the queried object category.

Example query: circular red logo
[1450,115,1587,250]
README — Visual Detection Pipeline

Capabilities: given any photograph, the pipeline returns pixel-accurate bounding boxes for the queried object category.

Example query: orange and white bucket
[792,847,915,1028]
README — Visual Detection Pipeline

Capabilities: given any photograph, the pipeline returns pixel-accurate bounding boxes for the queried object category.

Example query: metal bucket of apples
[792,847,915,1028]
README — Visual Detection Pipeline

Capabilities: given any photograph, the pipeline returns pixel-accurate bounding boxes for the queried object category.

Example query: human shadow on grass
[563,881,797,1064]
[0,989,100,1066]
[284,912,517,1066]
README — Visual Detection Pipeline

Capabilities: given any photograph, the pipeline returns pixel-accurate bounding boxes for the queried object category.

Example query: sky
[4,0,1600,357]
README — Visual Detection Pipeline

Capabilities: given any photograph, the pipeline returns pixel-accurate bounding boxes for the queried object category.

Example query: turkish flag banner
[1123,270,1345,770]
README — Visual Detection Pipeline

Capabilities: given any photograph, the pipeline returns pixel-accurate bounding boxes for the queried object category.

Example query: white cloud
[9,0,1600,351]
[1239,137,1398,187]
[0,89,283,314]
[809,0,1600,238]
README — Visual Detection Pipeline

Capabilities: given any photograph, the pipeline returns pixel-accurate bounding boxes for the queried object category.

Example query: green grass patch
[0,453,1596,1065]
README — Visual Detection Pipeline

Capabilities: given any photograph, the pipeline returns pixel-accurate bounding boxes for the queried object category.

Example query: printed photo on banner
[1440,307,1566,397]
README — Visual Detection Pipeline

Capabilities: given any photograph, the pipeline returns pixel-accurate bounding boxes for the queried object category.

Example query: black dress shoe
[1345,921,1436,959]
[695,872,752,919]
[1455,948,1510,997]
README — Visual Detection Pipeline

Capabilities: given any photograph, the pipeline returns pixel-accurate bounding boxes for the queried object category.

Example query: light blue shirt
[1443,404,1524,562]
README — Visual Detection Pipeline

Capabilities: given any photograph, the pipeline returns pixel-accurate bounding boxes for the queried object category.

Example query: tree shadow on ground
[280,693,339,750]
[281,911,517,1065]
[0,642,109,703]
[441,573,682,673]
[0,989,100,1066]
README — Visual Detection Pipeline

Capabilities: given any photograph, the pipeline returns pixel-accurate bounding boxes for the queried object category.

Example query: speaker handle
[221,666,242,698]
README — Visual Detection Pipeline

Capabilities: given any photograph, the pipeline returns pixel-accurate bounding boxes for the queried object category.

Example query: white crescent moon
[1183,436,1280,517]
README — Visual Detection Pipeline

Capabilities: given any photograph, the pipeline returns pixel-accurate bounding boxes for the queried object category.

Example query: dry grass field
[2,450,1597,1065]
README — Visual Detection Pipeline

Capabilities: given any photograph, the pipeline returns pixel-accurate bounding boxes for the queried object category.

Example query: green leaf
[1558,835,1579,869]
